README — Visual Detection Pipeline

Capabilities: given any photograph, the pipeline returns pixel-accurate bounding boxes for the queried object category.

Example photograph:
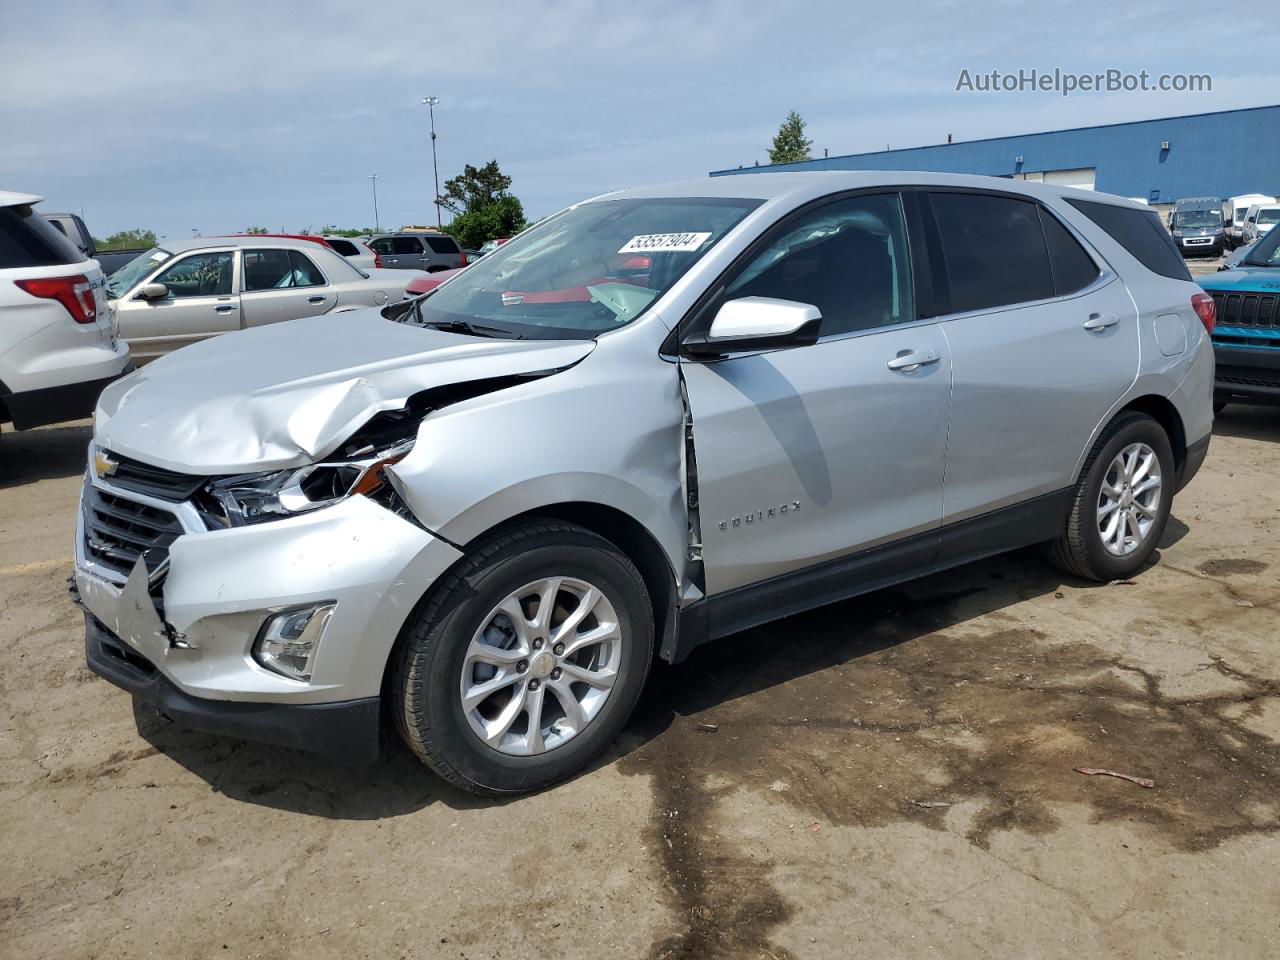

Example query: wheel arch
[1075,393,1187,484]
[380,501,682,702]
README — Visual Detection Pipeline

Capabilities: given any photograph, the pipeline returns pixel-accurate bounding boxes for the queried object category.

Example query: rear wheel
[392,521,653,796]
[1049,412,1174,581]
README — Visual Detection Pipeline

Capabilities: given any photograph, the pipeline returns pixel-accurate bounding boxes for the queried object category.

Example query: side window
[425,235,459,254]
[1040,209,1101,296]
[723,192,914,337]
[1066,198,1192,282]
[392,237,423,255]
[289,250,325,286]
[155,251,234,298]
[243,249,294,291]
[368,237,394,255]
[326,238,358,257]
[929,192,1055,313]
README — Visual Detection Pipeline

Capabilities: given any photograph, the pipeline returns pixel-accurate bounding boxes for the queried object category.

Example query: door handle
[214,304,237,313]
[1083,313,1119,331]
[886,349,941,372]
[307,295,327,304]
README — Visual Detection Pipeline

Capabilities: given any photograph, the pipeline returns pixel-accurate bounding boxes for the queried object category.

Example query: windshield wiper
[408,296,518,338]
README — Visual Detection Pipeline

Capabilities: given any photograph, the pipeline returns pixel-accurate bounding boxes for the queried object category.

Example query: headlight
[206,439,414,526]
[1171,230,1183,237]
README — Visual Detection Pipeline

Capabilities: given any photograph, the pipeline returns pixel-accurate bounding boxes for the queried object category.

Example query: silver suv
[367,232,465,271]
[73,173,1214,795]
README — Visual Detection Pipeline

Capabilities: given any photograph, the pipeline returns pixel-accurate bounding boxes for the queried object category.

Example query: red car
[404,267,464,298]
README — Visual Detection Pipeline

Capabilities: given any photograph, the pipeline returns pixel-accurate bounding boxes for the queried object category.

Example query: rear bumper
[2,363,133,430]
[84,612,382,761]
[1213,343,1280,405]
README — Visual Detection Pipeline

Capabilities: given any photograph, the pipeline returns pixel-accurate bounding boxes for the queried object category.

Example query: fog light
[253,602,335,682]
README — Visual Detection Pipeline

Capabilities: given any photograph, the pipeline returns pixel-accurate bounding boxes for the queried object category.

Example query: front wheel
[392,521,653,796]
[1049,412,1174,581]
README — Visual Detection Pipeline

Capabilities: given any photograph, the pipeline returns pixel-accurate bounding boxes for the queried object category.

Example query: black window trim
[914,186,1117,324]
[240,246,330,294]
[669,186,933,361]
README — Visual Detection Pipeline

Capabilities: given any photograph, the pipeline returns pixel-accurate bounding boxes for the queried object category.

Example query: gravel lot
[4,254,1278,959]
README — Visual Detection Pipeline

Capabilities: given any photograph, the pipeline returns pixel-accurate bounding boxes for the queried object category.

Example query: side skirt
[668,488,1072,663]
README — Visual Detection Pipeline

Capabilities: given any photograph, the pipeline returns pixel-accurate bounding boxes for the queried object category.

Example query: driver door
[680,191,951,597]
[114,249,240,361]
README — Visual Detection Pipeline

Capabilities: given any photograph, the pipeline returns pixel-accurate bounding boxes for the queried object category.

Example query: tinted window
[724,193,914,337]
[326,238,359,257]
[392,237,423,255]
[1040,209,1101,296]
[425,235,459,254]
[929,192,1055,313]
[0,205,84,268]
[244,249,324,290]
[289,250,325,286]
[155,251,234,298]
[1065,199,1192,281]
[369,237,394,255]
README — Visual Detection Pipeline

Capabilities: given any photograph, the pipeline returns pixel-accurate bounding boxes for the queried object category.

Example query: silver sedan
[105,236,423,362]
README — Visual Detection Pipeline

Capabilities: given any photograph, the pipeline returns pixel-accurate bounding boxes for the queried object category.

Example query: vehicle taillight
[1191,292,1216,335]
[459,252,468,266]
[373,253,383,269]
[15,275,98,324]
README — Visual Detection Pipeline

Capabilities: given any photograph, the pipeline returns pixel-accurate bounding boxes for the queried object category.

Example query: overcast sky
[2,0,1272,240]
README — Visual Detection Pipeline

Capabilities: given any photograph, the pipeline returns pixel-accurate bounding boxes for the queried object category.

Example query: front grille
[82,481,184,581]
[93,618,158,677]
[1211,291,1280,329]
[102,450,209,501]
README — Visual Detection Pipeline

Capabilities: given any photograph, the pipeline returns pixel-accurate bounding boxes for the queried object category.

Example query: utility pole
[369,173,380,232]
[421,96,442,228]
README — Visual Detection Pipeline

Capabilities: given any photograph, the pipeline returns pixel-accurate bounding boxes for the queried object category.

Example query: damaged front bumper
[73,474,463,760]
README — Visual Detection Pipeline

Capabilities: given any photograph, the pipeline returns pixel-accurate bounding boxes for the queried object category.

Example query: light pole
[369,173,380,232]
[421,96,442,228]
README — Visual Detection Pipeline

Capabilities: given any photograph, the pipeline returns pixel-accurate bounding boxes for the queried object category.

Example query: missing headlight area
[191,372,553,529]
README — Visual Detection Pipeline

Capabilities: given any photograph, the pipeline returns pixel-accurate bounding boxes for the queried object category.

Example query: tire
[392,520,653,796]
[1049,412,1175,582]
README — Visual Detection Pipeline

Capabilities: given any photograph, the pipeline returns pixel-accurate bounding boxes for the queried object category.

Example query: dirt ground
[4,285,1279,957]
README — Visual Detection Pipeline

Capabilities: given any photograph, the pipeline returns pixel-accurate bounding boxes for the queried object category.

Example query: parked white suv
[0,192,131,432]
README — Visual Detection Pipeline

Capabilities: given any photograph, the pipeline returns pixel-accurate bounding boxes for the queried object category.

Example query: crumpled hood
[1200,265,1280,294]
[95,309,594,473]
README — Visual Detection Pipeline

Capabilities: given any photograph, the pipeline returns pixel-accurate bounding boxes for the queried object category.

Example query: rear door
[239,248,333,327]
[924,190,1138,526]
[114,248,240,359]
[682,191,951,595]
[424,234,461,269]
[380,236,427,269]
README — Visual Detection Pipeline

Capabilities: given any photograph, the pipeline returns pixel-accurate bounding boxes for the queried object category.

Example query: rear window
[425,235,460,254]
[1065,199,1192,282]
[326,238,360,257]
[1040,209,1101,296]
[928,192,1056,313]
[0,205,84,269]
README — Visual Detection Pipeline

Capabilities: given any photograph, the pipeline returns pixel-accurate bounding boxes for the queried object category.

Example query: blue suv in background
[1200,226,1280,411]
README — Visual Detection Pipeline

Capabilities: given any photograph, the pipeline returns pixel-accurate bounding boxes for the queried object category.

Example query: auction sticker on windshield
[618,232,711,254]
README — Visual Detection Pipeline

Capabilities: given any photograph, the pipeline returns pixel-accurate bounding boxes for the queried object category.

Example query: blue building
[710,104,1279,207]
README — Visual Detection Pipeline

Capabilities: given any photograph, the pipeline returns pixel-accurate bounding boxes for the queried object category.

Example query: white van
[1242,203,1280,245]
[1226,195,1275,248]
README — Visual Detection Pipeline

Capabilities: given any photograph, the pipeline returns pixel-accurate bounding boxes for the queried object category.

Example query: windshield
[1243,227,1280,267]
[1172,209,1222,229]
[417,196,761,339]
[106,248,172,298]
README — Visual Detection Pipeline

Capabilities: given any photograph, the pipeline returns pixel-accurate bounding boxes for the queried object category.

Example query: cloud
[1,0,1272,236]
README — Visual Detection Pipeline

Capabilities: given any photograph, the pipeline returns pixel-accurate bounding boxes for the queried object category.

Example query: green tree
[94,228,157,251]
[439,160,526,249]
[245,225,269,234]
[768,110,813,165]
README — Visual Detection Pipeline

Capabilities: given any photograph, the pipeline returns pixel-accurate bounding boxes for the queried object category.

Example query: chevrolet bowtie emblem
[93,449,118,479]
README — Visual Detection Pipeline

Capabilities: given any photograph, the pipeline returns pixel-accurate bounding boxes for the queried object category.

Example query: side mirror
[683,297,821,356]
[136,282,169,301]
